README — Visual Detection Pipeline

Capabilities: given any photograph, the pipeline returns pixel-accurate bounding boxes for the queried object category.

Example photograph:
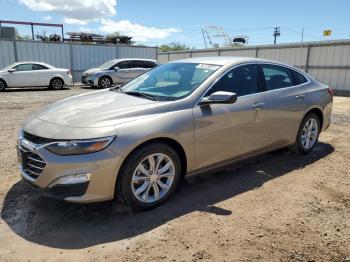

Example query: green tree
[158,42,190,52]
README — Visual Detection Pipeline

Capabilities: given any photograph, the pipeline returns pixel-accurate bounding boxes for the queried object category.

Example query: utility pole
[273,27,280,44]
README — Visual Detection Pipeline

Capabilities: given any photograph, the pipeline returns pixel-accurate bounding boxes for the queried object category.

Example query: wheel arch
[50,76,65,85]
[115,137,188,197]
[0,78,7,87]
[303,107,324,131]
[99,75,113,85]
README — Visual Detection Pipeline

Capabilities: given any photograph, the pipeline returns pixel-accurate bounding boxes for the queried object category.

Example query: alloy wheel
[131,153,175,203]
[52,79,63,89]
[100,78,111,88]
[301,118,319,150]
[0,81,5,91]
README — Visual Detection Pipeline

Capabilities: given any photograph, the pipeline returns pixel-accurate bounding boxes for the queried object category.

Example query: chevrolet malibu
[18,57,333,210]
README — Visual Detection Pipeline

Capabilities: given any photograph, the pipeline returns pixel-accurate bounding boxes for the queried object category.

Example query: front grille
[82,76,87,83]
[19,147,46,179]
[23,131,57,144]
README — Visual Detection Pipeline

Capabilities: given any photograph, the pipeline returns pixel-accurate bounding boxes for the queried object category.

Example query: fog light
[48,173,91,188]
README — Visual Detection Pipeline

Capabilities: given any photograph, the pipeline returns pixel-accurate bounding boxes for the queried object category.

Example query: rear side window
[33,64,48,70]
[261,64,293,91]
[292,70,308,85]
[143,61,157,68]
[129,60,144,68]
[206,64,259,97]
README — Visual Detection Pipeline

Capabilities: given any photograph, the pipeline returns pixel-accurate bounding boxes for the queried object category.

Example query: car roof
[171,56,275,66]
[111,58,158,63]
[12,61,54,67]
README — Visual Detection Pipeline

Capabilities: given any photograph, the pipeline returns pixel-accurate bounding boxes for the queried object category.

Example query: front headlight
[45,137,115,155]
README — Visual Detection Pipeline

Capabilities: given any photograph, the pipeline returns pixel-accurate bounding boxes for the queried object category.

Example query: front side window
[120,63,221,101]
[143,61,157,68]
[116,61,129,69]
[262,64,293,91]
[15,64,34,71]
[206,64,259,97]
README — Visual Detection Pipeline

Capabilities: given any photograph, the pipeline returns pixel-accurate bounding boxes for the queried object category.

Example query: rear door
[260,64,308,146]
[193,64,268,169]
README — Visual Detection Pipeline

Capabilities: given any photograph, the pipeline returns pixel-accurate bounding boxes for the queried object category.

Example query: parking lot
[0,87,349,261]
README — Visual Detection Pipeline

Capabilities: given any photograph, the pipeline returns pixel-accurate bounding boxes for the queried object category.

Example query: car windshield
[98,60,117,69]
[120,63,221,101]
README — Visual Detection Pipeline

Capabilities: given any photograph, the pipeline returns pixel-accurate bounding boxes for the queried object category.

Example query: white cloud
[43,15,52,21]
[19,0,116,24]
[64,18,88,25]
[79,27,93,32]
[99,19,181,42]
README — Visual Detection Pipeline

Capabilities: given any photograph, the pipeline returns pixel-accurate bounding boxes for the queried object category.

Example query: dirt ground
[0,87,349,262]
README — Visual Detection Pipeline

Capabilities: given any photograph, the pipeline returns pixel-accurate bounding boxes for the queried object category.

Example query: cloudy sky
[1,0,350,47]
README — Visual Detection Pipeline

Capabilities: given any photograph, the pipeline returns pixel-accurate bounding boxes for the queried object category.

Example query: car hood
[83,68,110,75]
[31,89,174,129]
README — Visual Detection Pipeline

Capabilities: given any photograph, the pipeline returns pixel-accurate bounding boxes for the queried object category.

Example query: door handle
[251,102,265,110]
[295,94,305,100]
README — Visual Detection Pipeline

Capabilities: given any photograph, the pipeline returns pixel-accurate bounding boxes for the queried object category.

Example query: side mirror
[113,67,119,71]
[8,68,16,73]
[199,91,237,105]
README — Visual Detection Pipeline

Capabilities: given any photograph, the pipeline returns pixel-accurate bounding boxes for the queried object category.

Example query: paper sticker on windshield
[196,64,220,71]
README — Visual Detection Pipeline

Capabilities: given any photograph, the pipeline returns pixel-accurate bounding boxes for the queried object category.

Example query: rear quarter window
[292,70,308,85]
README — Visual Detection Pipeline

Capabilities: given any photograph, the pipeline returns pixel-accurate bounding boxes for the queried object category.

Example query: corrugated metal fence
[158,40,350,93]
[0,39,157,81]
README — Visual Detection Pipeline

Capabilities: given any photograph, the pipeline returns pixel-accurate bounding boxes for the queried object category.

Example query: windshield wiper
[123,91,158,101]
[109,84,124,92]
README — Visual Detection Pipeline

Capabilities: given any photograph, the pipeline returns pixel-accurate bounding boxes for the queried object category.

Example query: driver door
[112,61,132,84]
[193,64,267,169]
[8,64,38,87]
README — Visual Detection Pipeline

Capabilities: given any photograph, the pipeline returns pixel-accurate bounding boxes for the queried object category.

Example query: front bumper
[18,138,124,203]
[82,75,98,86]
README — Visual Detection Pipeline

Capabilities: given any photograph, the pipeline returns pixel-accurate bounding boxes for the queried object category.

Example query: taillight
[67,70,71,75]
[327,87,334,96]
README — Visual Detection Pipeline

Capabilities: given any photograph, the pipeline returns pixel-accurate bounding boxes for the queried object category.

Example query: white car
[0,62,73,91]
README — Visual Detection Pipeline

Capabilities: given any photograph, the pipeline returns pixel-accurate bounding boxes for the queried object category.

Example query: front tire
[98,76,112,89]
[49,78,64,90]
[292,113,320,154]
[117,143,182,210]
[0,79,6,91]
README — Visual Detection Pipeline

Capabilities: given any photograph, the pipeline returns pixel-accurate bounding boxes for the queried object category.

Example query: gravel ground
[0,86,349,261]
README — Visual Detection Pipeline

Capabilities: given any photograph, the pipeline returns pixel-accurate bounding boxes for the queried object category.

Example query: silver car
[18,57,333,210]
[81,58,158,88]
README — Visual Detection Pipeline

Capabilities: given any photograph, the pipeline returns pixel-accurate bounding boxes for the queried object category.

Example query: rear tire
[98,76,112,89]
[292,113,320,154]
[0,79,6,91]
[117,143,182,210]
[49,78,64,90]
